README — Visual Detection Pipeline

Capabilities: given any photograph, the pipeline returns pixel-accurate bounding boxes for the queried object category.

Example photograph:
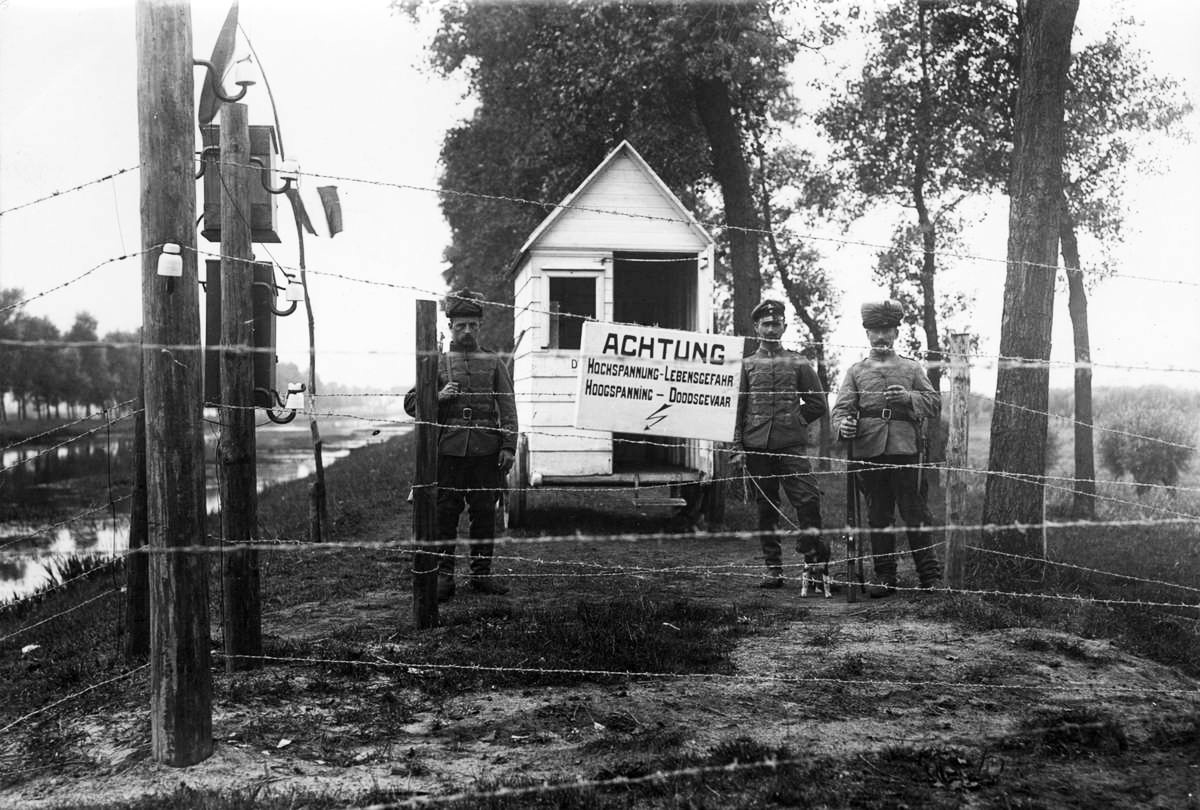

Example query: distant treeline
[0,289,404,422]
[0,291,139,422]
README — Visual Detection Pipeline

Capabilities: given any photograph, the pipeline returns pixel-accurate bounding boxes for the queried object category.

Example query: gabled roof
[511,141,713,272]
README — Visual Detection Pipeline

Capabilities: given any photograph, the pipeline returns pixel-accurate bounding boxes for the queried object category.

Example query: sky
[1,0,1198,396]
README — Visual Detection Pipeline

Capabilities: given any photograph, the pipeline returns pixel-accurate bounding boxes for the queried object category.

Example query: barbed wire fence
[1,159,1199,803]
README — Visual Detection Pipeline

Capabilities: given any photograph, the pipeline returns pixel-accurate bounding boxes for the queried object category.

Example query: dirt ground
[4,487,1199,808]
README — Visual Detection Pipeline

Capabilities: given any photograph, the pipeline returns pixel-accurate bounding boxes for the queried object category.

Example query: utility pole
[412,300,440,629]
[945,333,970,590]
[135,0,213,766]
[218,102,262,670]
[124,360,149,662]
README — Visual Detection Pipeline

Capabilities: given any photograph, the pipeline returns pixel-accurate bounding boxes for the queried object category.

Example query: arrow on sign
[643,403,672,430]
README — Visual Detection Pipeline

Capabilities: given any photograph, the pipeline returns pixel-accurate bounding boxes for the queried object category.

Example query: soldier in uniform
[730,299,829,588]
[832,299,942,597]
[404,289,518,602]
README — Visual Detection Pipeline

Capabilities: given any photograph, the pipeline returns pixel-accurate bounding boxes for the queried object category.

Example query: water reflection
[1,417,409,603]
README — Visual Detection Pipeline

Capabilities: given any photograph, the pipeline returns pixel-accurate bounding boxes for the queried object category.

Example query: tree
[416,1,814,343]
[0,289,26,422]
[750,138,842,464]
[1057,26,1192,518]
[102,329,143,406]
[983,0,1079,559]
[819,0,1016,392]
[65,312,102,415]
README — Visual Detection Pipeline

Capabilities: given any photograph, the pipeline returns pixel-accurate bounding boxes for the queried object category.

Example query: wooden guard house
[506,141,722,526]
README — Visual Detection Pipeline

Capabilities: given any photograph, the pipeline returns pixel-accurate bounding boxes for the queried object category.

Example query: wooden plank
[531,451,612,477]
[945,333,970,589]
[217,102,261,671]
[528,429,611,454]
[412,300,440,630]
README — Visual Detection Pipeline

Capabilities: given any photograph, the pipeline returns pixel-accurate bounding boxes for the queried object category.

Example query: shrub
[1098,403,1197,495]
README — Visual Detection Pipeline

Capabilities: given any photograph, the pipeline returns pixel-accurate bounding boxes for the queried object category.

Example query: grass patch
[1007,707,1129,756]
[266,593,764,694]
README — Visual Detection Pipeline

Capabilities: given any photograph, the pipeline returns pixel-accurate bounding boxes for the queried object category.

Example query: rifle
[845,463,865,603]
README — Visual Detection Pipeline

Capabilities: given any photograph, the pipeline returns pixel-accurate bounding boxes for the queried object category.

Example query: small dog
[795,534,833,598]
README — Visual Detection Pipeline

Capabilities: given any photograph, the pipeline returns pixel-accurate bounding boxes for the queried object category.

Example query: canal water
[0,413,411,603]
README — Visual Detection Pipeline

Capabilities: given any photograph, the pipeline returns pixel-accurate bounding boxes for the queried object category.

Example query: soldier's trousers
[746,449,822,572]
[852,454,941,585]
[436,453,500,577]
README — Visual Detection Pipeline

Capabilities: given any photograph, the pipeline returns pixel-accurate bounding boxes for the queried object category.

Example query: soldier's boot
[868,527,898,598]
[436,574,456,603]
[911,532,943,592]
[467,541,508,595]
[758,565,784,589]
[867,569,898,599]
[758,526,784,589]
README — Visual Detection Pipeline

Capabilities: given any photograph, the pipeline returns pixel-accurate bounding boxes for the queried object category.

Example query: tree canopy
[414,0,816,345]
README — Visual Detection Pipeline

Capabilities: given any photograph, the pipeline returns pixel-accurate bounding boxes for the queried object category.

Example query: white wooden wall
[509,146,719,483]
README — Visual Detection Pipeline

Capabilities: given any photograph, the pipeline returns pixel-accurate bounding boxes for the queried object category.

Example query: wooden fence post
[945,332,971,589]
[136,0,213,766]
[218,102,262,670]
[412,300,440,629]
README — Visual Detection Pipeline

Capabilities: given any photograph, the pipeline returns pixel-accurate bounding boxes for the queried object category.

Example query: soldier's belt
[858,408,918,422]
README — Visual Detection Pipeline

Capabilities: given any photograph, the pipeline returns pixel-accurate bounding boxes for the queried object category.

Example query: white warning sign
[574,322,740,442]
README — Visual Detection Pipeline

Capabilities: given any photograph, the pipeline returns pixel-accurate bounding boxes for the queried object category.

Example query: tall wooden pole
[945,333,971,590]
[218,102,262,670]
[124,357,149,662]
[135,0,213,766]
[412,300,440,629]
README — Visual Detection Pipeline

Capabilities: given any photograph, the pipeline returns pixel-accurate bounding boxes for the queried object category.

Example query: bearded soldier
[404,289,518,602]
[832,299,943,597]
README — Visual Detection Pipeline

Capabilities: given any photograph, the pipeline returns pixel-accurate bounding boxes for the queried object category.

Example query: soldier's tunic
[733,345,828,575]
[404,342,517,577]
[831,350,942,586]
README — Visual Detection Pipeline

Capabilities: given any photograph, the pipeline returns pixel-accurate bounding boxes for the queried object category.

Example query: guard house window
[547,276,595,350]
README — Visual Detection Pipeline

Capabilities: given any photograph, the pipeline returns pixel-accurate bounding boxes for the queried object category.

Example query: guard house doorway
[612,252,698,331]
[612,252,699,472]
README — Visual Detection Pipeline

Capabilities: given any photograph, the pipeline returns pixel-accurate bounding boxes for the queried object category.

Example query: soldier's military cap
[444,289,484,319]
[751,298,787,322]
[860,299,904,329]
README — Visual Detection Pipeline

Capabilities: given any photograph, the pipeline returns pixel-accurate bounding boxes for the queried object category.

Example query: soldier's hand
[730,451,746,469]
[839,417,858,439]
[438,381,460,402]
[498,448,516,476]
[884,384,908,405]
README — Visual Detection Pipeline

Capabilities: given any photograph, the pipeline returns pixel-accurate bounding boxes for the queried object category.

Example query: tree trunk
[692,75,762,337]
[983,0,1079,560]
[914,0,943,393]
[913,2,943,489]
[750,135,832,471]
[1059,193,1096,519]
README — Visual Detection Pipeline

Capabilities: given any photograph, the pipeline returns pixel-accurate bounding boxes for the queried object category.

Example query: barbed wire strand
[0,400,136,454]
[0,410,141,476]
[213,651,1200,697]
[0,496,134,552]
[0,588,120,644]
[966,545,1200,595]
[0,166,140,219]
[0,251,149,316]
[0,664,147,736]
